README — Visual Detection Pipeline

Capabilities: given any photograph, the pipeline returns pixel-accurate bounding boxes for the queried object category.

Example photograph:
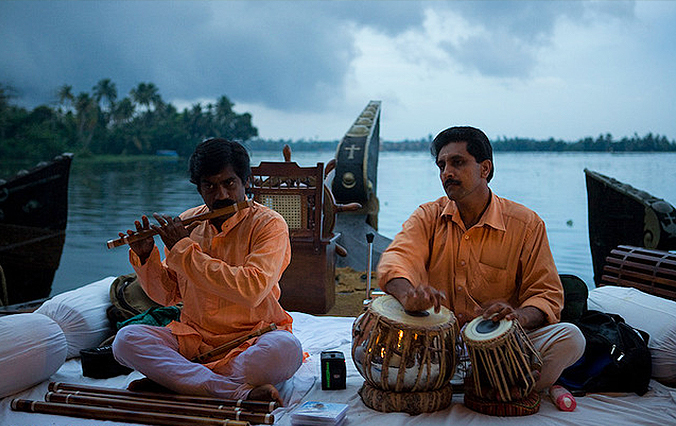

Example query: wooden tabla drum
[351,295,458,393]
[462,316,542,416]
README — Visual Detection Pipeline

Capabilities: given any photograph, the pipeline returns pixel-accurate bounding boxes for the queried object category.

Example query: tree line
[2,80,675,162]
[382,133,676,152]
[0,80,258,160]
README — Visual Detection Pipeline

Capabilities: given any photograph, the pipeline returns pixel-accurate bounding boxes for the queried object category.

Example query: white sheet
[2,312,676,426]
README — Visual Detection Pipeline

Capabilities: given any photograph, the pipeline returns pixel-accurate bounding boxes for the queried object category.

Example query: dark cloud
[0,1,361,110]
[0,0,640,112]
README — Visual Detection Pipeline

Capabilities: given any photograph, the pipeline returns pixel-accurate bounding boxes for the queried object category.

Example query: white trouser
[527,322,586,391]
[112,325,303,400]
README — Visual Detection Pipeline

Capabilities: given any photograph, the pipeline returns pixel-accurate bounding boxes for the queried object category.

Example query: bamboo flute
[49,382,279,413]
[106,199,254,249]
[11,399,251,426]
[45,392,274,424]
[47,389,253,412]
[191,323,277,363]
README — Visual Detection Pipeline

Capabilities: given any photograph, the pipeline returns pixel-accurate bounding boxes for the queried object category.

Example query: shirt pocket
[472,261,511,302]
[180,281,220,320]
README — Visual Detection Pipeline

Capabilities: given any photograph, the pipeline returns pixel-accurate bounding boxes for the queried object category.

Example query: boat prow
[328,101,392,271]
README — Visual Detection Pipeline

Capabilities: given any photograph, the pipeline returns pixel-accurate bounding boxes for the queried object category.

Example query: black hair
[430,126,494,182]
[189,138,251,185]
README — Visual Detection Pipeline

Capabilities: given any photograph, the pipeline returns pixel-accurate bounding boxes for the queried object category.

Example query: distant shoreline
[246,134,676,153]
[4,141,676,178]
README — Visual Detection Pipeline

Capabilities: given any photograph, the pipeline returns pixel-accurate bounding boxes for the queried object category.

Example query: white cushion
[35,276,116,358]
[588,285,676,386]
[0,313,67,398]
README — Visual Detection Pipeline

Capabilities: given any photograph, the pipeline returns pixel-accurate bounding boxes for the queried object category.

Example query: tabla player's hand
[481,301,516,323]
[401,285,447,314]
[120,215,155,263]
[481,303,544,330]
[151,213,189,250]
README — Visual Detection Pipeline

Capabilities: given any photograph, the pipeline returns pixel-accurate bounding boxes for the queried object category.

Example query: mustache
[444,178,461,187]
[212,199,236,210]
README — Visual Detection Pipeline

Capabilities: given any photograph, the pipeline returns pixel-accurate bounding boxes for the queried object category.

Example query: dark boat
[0,153,73,306]
[330,101,392,271]
[332,101,381,229]
[584,168,676,286]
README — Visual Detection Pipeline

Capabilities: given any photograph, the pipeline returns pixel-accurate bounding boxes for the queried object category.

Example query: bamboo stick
[45,392,274,424]
[48,382,278,413]
[11,399,250,426]
[191,323,277,363]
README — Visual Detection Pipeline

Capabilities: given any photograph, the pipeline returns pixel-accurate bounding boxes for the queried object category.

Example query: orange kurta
[377,193,563,327]
[130,201,292,369]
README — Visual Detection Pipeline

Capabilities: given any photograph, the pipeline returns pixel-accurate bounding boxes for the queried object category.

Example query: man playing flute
[113,138,302,405]
[377,126,586,404]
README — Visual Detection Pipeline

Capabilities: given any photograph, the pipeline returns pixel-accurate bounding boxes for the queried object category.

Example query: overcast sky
[1,0,674,142]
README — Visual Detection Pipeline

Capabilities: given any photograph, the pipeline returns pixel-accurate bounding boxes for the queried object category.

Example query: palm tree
[112,97,135,125]
[93,78,117,112]
[130,82,162,113]
[215,95,234,117]
[212,95,257,141]
[0,83,17,139]
[57,84,75,113]
[74,92,99,153]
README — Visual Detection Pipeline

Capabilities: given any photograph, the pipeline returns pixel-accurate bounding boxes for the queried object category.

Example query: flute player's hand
[151,213,191,251]
[120,215,155,264]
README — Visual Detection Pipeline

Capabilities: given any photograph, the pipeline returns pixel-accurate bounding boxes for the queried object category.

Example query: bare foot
[248,384,282,406]
[127,377,175,394]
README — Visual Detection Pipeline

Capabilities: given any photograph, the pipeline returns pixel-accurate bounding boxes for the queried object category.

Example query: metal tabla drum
[351,295,458,393]
[462,316,542,415]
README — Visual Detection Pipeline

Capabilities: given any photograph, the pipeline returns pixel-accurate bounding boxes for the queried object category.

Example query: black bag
[558,310,652,395]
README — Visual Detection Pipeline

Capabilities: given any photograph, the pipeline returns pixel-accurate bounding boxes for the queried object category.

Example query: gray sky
[1,0,674,142]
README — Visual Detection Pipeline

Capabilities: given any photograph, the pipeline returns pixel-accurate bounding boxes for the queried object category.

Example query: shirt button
[457,285,463,291]
[460,260,466,266]
[464,235,470,240]
[457,313,464,318]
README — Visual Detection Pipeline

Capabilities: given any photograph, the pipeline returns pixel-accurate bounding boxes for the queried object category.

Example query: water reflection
[51,151,676,296]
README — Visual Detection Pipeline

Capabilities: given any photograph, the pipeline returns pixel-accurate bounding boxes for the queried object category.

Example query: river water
[50,150,676,296]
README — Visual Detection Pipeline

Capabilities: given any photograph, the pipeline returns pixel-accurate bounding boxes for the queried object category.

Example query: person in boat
[377,126,585,399]
[112,138,302,405]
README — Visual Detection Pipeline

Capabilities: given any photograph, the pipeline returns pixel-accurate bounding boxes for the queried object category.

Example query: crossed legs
[527,322,586,391]
[112,325,303,403]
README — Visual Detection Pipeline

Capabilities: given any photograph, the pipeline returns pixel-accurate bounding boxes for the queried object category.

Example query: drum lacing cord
[455,327,470,382]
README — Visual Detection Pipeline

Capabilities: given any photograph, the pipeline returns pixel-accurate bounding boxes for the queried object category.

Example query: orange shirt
[130,202,292,369]
[377,193,563,327]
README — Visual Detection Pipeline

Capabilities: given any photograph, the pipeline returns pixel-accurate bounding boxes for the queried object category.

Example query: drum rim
[369,295,456,329]
[462,316,514,342]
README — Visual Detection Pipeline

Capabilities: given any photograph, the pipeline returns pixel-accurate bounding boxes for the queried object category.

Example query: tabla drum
[351,295,458,393]
[462,316,542,415]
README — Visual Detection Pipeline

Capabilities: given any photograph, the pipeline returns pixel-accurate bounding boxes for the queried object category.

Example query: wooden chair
[250,158,325,245]
[249,147,347,314]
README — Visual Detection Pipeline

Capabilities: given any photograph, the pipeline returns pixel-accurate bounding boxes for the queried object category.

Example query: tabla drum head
[463,316,513,342]
[370,295,453,328]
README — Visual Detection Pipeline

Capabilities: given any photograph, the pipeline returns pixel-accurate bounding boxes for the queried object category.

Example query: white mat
[2,312,676,426]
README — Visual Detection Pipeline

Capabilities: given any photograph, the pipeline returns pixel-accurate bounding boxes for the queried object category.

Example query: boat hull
[0,154,73,305]
[585,168,676,286]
